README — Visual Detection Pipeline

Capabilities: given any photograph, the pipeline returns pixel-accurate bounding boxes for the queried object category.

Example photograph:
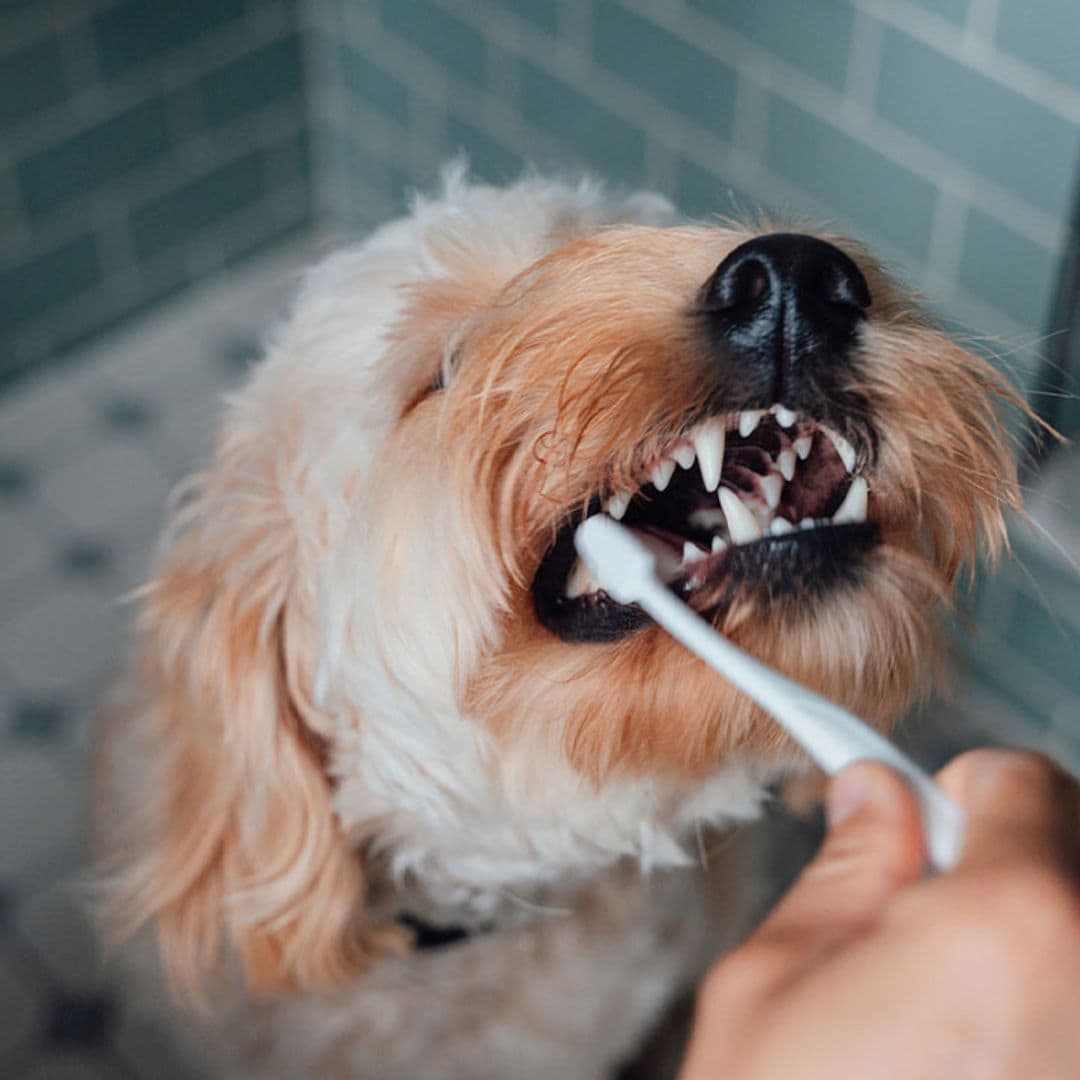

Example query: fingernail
[826,767,872,829]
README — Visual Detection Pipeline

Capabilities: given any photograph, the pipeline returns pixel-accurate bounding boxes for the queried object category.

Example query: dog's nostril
[824,267,871,311]
[708,256,770,313]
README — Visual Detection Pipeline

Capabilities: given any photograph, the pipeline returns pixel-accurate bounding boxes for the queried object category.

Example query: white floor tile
[16,878,111,992]
[0,580,124,696]
[39,440,173,538]
[0,746,84,879]
[0,503,53,597]
[0,363,110,470]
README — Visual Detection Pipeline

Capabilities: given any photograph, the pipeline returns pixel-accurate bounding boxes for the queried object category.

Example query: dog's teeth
[832,476,869,523]
[682,541,707,564]
[672,444,696,470]
[799,518,816,530]
[777,448,797,482]
[759,473,783,510]
[689,507,728,530]
[824,428,857,473]
[691,419,725,492]
[793,435,813,460]
[651,458,676,492]
[771,404,797,428]
[719,487,762,544]
[605,491,632,520]
[711,535,727,554]
[770,517,795,535]
[565,558,600,598]
[738,409,765,438]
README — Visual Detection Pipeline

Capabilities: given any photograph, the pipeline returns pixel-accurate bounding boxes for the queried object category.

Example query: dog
[95,168,1023,1078]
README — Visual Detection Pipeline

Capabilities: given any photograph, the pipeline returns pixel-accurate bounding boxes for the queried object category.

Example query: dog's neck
[332,704,786,923]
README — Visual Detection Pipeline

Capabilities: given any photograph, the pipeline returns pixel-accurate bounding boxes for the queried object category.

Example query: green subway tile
[200,35,303,129]
[765,96,937,260]
[688,0,854,92]
[1004,590,1080,695]
[339,45,411,128]
[92,0,246,80]
[502,0,558,34]
[17,96,172,219]
[131,149,268,260]
[266,129,311,187]
[676,158,758,222]
[957,209,1060,329]
[908,0,970,23]
[520,62,647,183]
[223,203,311,269]
[446,116,523,184]
[341,137,396,203]
[877,29,1078,221]
[594,2,736,138]
[0,36,67,129]
[379,0,485,87]
[997,0,1080,92]
[0,232,100,330]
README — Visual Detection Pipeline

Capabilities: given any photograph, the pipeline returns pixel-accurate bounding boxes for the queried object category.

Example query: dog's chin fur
[94,167,1024,1077]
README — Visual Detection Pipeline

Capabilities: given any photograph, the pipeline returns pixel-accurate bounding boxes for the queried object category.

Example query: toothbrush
[574,515,965,872]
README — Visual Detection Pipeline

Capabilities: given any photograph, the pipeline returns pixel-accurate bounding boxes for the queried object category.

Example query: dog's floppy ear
[99,424,404,1001]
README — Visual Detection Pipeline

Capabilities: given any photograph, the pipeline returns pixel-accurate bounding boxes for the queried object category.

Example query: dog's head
[102,174,1022,998]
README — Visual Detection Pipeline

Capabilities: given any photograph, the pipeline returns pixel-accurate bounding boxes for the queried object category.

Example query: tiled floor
[0,242,314,1078]
[0,238,1075,1078]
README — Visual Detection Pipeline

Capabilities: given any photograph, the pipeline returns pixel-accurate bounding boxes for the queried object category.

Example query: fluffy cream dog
[97,168,1022,1078]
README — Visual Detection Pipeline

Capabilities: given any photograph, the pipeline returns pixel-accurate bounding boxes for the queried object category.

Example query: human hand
[680,749,1080,1079]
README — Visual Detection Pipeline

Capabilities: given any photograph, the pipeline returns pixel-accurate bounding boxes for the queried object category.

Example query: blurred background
[0,1,1077,1076]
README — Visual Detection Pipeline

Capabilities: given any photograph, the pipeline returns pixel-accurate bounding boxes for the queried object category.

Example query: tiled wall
[1,0,313,387]
[310,0,1078,389]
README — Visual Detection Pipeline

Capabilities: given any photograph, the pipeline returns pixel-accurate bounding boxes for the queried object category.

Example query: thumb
[754,762,927,960]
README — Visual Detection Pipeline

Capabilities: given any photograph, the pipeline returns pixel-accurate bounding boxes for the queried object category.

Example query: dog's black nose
[701,233,871,391]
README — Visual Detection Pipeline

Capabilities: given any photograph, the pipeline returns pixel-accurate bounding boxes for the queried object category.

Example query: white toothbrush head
[574,515,658,605]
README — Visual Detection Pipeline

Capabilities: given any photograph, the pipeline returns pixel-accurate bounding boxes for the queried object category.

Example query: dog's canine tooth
[823,427,857,473]
[711,535,727,553]
[565,558,600,598]
[793,434,813,460]
[719,487,762,543]
[650,457,676,491]
[672,443,696,470]
[738,409,765,438]
[777,448,797,481]
[682,541,706,564]
[770,517,795,535]
[605,491,632,520]
[691,419,725,492]
[759,473,783,510]
[771,404,797,428]
[832,475,868,523]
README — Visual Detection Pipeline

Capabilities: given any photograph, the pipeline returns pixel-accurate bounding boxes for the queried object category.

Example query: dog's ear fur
[98,418,404,1001]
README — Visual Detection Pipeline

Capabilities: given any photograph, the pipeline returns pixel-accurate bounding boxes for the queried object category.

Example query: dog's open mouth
[533,405,881,642]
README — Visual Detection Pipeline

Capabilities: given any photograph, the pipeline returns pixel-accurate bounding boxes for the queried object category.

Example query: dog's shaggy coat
[96,170,1022,1078]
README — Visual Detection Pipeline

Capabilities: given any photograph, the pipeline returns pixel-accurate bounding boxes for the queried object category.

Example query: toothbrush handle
[638,579,965,872]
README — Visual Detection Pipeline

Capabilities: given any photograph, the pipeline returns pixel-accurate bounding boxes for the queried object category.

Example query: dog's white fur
[97,168,1019,1078]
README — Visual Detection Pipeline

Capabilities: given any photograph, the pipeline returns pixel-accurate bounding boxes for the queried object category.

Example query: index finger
[937,749,1080,877]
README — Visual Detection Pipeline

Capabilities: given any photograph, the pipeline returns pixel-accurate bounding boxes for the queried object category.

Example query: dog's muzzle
[532,233,881,644]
